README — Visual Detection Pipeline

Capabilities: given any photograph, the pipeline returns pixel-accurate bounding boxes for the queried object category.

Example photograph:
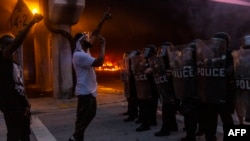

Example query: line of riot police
[120,32,250,141]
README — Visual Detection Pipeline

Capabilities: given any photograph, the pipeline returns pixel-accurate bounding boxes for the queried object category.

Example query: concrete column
[50,25,73,98]
[34,22,53,95]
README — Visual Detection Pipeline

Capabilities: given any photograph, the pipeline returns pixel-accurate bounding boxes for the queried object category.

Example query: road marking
[31,116,57,141]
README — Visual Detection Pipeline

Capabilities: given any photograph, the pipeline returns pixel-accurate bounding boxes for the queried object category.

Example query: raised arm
[90,12,112,42]
[92,34,106,67]
[3,14,43,58]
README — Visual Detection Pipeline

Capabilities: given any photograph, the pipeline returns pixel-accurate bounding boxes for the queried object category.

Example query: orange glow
[95,61,121,72]
[31,8,38,14]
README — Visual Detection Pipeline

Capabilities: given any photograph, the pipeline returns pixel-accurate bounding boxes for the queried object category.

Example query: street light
[24,0,40,14]
[31,8,38,14]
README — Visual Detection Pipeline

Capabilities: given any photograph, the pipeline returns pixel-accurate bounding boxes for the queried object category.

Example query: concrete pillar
[50,25,73,98]
[34,22,53,95]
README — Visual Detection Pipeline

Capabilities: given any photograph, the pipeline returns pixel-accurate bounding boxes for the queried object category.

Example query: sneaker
[68,136,76,141]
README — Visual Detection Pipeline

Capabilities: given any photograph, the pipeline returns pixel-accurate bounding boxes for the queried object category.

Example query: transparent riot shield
[232,49,250,118]
[196,39,227,103]
[148,56,175,103]
[121,54,130,98]
[167,43,196,100]
[131,55,152,100]
[232,49,250,81]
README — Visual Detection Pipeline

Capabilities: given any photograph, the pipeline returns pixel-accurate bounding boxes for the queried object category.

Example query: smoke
[185,0,250,49]
[2,0,250,59]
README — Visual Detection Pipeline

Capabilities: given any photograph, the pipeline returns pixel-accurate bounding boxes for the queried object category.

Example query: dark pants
[138,99,151,128]
[73,94,97,141]
[161,102,178,132]
[181,99,199,141]
[3,110,31,141]
[138,96,158,127]
[127,97,139,118]
[200,103,234,141]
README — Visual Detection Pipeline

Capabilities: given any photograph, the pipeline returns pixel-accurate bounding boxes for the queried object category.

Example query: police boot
[136,125,150,132]
[154,130,170,137]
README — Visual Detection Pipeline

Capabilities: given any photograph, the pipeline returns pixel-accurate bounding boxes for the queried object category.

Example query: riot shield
[196,39,227,103]
[232,49,250,116]
[167,43,196,100]
[121,54,130,98]
[131,55,152,100]
[232,49,250,90]
[148,55,175,102]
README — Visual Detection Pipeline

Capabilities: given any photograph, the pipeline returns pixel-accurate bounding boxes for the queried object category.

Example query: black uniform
[148,42,178,136]
[122,50,140,122]
[232,35,250,124]
[132,45,159,132]
[168,41,199,141]
[196,32,234,141]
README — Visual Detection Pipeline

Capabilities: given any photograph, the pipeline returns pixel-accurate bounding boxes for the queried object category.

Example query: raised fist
[102,12,112,21]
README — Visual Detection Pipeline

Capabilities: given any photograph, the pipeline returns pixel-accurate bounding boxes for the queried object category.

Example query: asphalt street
[0,74,241,141]
[0,87,227,141]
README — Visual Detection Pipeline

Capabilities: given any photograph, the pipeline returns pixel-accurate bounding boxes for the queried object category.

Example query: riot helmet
[143,44,157,59]
[212,32,231,47]
[211,32,230,58]
[157,42,173,57]
[129,49,141,58]
[241,34,250,49]
[123,50,131,58]
[129,49,141,74]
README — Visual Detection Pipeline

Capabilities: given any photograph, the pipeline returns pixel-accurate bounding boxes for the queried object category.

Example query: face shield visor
[241,35,250,49]
[143,45,157,59]
[157,42,173,57]
[211,38,227,56]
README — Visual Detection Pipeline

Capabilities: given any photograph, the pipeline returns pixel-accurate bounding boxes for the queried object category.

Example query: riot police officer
[196,32,234,141]
[122,50,140,122]
[131,44,159,132]
[148,42,178,136]
[233,34,250,124]
[168,40,199,141]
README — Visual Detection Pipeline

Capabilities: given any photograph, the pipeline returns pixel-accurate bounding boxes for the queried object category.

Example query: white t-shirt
[12,62,25,96]
[72,50,97,97]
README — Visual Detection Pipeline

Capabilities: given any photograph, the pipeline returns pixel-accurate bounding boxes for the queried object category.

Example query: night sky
[72,0,250,62]
[1,0,250,62]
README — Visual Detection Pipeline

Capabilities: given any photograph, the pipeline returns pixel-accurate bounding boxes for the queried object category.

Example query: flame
[95,61,121,72]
